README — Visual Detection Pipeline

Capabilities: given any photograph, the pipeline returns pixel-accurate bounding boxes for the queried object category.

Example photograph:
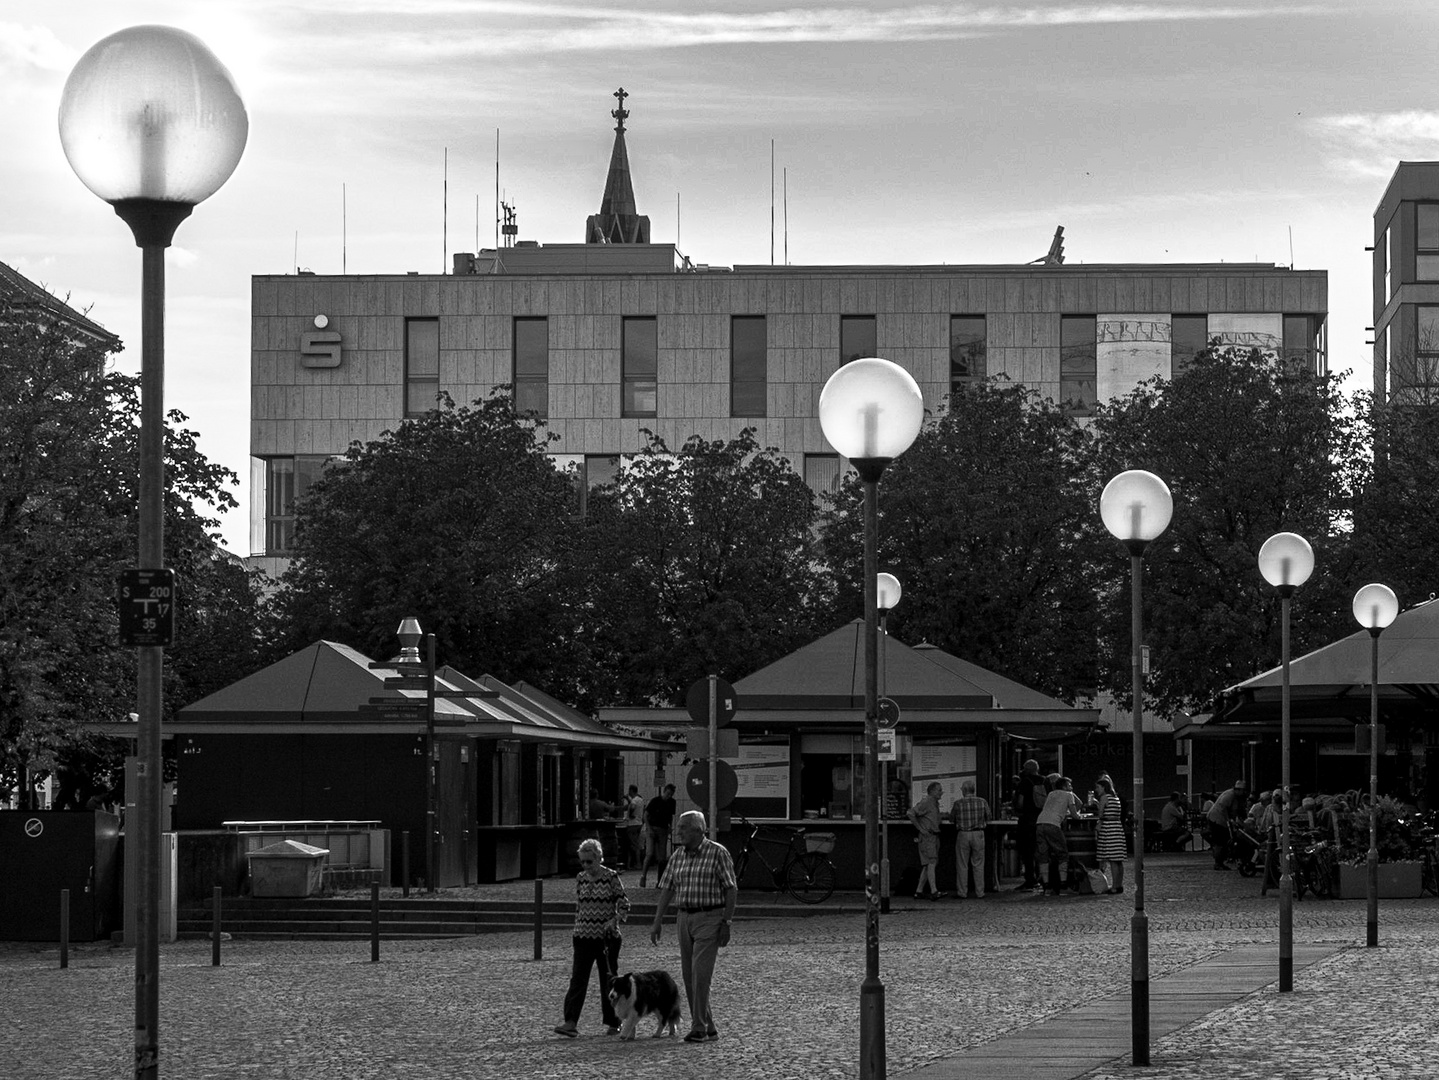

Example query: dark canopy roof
[132,641,667,751]
[726,620,1098,734]
[1208,597,1439,734]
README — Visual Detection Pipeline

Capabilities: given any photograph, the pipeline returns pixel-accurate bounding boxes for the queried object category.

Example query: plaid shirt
[950,795,991,831]
[658,837,736,909]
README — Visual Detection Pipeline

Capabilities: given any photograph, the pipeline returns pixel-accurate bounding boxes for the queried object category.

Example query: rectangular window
[803,453,841,498]
[513,317,548,416]
[949,316,986,393]
[1282,315,1320,375]
[730,315,767,417]
[1385,227,1392,304]
[1419,308,1439,391]
[405,317,440,416]
[622,317,657,418]
[1060,315,1097,415]
[1170,315,1208,377]
[262,455,329,554]
[552,452,620,517]
[840,315,876,365]
[1418,205,1439,281]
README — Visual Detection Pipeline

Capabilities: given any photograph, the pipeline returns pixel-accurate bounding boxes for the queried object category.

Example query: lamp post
[1352,582,1398,948]
[819,357,923,1080]
[395,618,438,894]
[1099,469,1172,1068]
[877,572,901,915]
[60,27,246,1080]
[1257,532,1315,992]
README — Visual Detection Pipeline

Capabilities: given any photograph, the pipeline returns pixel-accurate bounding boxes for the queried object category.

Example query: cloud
[1309,111,1439,179]
[0,21,76,71]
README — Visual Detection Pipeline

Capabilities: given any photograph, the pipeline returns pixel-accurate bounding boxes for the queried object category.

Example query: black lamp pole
[1125,540,1150,1067]
[1367,625,1382,947]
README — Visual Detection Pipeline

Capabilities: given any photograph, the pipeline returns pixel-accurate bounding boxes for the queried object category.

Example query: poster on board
[727,740,790,820]
[910,743,977,812]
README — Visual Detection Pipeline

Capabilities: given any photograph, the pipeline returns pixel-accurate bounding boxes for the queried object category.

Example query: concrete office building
[1373,161,1439,404]
[249,93,1328,575]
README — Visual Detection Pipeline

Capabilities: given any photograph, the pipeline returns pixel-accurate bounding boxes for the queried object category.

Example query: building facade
[249,97,1327,572]
[1373,160,1439,404]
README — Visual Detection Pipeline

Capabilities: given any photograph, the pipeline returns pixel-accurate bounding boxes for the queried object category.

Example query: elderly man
[950,778,992,898]
[1205,779,1249,869]
[649,810,737,1043]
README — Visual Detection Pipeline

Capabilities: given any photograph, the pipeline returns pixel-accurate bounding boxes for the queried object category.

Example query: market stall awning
[1208,597,1439,732]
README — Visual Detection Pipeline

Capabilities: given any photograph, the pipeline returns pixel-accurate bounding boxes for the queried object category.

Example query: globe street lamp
[1257,532,1314,992]
[1099,469,1172,1068]
[1352,582,1398,948]
[819,358,923,1080]
[876,572,901,915]
[60,26,246,1080]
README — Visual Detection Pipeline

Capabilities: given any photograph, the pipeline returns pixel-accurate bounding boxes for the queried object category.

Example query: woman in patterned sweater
[554,837,631,1037]
[1095,776,1126,894]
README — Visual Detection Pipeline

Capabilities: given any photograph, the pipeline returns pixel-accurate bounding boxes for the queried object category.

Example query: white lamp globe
[1099,470,1173,544]
[1257,532,1315,590]
[59,25,248,206]
[818,357,924,462]
[876,573,902,611]
[1352,583,1399,631]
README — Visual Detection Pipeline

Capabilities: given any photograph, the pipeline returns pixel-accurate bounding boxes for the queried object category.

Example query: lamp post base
[1131,911,1149,1066]
[860,976,886,1080]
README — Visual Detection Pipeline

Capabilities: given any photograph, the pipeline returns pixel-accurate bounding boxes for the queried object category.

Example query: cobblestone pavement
[4,853,1436,1079]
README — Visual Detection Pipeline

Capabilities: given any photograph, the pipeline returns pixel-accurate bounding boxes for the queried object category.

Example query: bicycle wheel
[735,849,750,887]
[785,853,835,904]
[1422,853,1438,898]
[1309,851,1335,898]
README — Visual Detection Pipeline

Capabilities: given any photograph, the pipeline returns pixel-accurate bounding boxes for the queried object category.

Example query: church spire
[586,87,650,244]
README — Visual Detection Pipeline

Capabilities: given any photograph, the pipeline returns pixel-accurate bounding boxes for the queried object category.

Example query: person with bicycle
[1204,779,1247,869]
[649,810,737,1044]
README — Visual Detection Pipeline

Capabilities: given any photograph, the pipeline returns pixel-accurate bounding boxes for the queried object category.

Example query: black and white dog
[607,970,682,1040]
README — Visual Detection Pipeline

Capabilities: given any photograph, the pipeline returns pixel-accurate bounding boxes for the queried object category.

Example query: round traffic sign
[877,697,900,728]
[687,759,739,810]
[685,676,738,727]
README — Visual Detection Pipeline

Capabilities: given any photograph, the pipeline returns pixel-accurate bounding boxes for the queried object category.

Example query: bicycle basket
[805,831,837,854]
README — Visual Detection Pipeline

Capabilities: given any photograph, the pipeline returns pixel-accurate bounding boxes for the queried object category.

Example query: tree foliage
[1087,346,1362,713]
[819,380,1100,701]
[0,300,258,805]
[266,391,582,691]
[575,428,832,707]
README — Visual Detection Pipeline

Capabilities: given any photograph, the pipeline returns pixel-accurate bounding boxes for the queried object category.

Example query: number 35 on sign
[118,568,177,647]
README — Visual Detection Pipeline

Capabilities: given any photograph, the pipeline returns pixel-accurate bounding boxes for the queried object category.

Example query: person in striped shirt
[649,810,737,1043]
[554,837,630,1037]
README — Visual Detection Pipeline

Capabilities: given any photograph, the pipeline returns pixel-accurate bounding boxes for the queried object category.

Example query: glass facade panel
[730,315,767,417]
[623,317,657,417]
[1060,315,1097,415]
[840,315,876,365]
[949,316,986,392]
[1170,314,1208,376]
[405,318,440,416]
[261,455,330,554]
[513,317,548,416]
[803,453,841,497]
[1419,204,1439,250]
[1282,314,1320,374]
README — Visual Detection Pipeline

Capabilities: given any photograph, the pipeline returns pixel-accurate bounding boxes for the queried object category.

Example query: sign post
[877,697,899,914]
[685,676,737,832]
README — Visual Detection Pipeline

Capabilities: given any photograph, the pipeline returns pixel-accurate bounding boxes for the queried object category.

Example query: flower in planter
[1336,796,1424,866]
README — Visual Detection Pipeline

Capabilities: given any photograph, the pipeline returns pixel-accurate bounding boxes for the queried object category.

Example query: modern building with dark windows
[249,94,1328,573]
[1373,161,1439,405]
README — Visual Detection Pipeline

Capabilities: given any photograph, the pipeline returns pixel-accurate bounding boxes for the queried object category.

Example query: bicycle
[734,815,836,904]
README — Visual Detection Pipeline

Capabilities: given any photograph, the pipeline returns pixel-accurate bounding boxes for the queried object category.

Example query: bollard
[371,882,380,963]
[212,886,222,966]
[533,879,543,960]
[401,831,410,899]
[60,889,69,969]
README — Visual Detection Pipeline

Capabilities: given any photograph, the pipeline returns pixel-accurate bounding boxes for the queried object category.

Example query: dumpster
[247,840,329,898]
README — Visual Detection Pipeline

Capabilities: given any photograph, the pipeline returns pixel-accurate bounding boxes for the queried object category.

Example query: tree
[574,428,832,706]
[1087,345,1362,714]
[0,298,257,805]
[819,380,1100,701]
[267,390,582,692]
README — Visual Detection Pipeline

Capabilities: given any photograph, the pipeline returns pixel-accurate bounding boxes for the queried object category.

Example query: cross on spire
[612,87,629,133]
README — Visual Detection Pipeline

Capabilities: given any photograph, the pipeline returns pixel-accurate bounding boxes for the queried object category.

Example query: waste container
[247,840,329,898]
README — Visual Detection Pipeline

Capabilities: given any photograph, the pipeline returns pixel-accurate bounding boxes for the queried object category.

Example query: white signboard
[727,741,791,818]
[877,729,896,762]
[911,743,977,811]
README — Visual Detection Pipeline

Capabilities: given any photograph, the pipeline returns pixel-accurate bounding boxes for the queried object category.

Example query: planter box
[247,840,329,898]
[1334,862,1422,899]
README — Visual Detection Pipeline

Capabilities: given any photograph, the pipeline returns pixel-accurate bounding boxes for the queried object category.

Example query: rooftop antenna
[342,182,347,274]
[293,230,298,274]
[495,129,500,252]
[443,147,448,274]
[501,199,518,248]
[677,191,680,250]
[770,139,775,266]
[1289,225,1295,268]
[475,194,480,253]
[784,167,788,265]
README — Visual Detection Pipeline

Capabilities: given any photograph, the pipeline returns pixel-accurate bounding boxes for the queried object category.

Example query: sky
[5,1,1439,555]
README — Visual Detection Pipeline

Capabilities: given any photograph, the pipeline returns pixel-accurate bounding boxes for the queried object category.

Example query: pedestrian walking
[1036,776,1083,895]
[1014,759,1047,890]
[649,810,737,1043]
[622,784,644,870]
[1094,776,1126,894]
[908,781,945,899]
[553,838,629,1038]
[639,783,677,888]
[950,779,991,898]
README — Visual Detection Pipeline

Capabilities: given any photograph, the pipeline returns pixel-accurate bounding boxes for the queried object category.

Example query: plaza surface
[4,852,1437,1080]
